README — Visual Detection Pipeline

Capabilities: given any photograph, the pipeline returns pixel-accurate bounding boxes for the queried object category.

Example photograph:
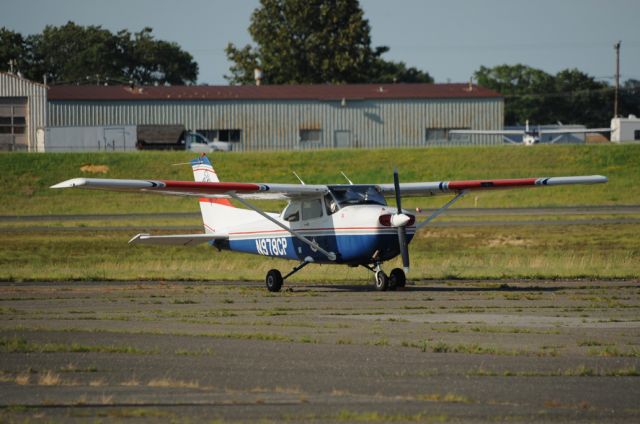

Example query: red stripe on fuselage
[228,226,414,236]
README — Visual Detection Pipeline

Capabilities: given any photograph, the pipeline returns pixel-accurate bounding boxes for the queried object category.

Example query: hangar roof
[47,83,501,101]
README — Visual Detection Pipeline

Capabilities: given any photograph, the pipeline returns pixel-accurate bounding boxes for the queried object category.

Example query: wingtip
[50,178,87,189]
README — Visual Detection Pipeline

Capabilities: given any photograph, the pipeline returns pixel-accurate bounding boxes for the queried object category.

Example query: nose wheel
[370,265,406,291]
[375,271,389,291]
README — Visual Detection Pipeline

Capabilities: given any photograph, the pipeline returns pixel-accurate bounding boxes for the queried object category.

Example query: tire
[374,271,389,291]
[390,268,406,289]
[265,269,283,292]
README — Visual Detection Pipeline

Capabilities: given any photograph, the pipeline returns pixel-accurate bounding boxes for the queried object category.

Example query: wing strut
[228,193,337,261]
[415,191,467,230]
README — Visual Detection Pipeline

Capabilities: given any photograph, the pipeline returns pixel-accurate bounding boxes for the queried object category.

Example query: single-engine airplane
[450,120,612,146]
[52,155,607,292]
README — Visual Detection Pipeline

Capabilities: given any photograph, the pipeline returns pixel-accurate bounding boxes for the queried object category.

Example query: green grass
[1,145,638,281]
[1,145,639,215]
[0,219,638,281]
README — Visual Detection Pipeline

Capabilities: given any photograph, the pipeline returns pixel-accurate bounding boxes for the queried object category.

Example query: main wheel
[374,271,389,291]
[390,268,406,289]
[265,269,283,292]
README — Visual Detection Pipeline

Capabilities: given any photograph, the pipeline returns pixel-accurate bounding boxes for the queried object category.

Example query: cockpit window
[301,198,323,220]
[324,193,339,215]
[282,202,300,222]
[328,185,387,207]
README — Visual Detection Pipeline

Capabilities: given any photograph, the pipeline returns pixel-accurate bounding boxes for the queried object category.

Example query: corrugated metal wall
[48,97,503,151]
[0,73,47,152]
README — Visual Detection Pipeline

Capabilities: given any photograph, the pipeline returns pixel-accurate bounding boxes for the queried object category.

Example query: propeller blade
[393,168,402,214]
[397,226,410,271]
[393,168,410,272]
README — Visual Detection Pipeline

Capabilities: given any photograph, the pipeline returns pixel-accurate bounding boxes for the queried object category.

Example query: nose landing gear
[367,263,407,291]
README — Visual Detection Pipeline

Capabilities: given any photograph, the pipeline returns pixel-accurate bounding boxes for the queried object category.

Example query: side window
[301,199,323,220]
[283,203,300,222]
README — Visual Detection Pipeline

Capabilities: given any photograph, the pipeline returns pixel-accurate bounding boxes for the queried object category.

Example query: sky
[2,0,639,85]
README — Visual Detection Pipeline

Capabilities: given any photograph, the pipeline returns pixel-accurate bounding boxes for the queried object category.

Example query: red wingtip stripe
[447,178,538,190]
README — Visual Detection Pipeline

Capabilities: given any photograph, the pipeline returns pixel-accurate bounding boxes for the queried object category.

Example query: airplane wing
[540,128,611,135]
[51,178,328,200]
[449,129,524,135]
[53,175,607,200]
[378,175,607,197]
[129,233,227,246]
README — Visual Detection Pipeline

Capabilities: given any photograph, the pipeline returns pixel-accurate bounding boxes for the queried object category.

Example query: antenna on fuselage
[292,171,306,185]
[340,171,354,185]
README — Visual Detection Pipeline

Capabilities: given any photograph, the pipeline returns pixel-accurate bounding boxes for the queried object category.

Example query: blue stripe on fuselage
[224,232,415,264]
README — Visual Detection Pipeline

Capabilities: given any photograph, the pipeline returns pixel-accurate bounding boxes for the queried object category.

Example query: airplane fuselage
[214,204,416,265]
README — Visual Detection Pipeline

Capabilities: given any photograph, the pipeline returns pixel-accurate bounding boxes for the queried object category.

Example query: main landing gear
[265,257,313,292]
[265,259,407,293]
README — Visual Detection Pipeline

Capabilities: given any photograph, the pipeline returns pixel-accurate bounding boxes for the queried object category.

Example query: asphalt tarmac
[1,279,639,423]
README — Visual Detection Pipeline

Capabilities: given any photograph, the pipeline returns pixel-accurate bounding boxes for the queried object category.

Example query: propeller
[393,168,410,273]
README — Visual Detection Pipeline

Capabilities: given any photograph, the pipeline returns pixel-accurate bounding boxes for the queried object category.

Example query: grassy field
[1,223,638,282]
[1,144,639,215]
[1,145,638,282]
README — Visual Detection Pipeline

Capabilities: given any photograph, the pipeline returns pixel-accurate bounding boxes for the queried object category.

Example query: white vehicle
[185,132,231,153]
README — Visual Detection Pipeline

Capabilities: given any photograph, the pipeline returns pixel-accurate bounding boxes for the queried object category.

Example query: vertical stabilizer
[191,154,220,183]
[191,155,234,233]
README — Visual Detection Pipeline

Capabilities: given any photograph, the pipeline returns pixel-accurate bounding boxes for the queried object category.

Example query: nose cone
[391,213,410,227]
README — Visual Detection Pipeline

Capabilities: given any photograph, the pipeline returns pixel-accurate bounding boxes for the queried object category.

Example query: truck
[136,125,231,152]
[40,125,231,152]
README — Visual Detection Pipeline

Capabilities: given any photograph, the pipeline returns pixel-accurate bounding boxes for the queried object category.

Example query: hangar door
[334,130,351,148]
[0,97,27,151]
[104,127,125,151]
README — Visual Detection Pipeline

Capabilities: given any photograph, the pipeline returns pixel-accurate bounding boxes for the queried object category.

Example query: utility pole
[614,41,621,118]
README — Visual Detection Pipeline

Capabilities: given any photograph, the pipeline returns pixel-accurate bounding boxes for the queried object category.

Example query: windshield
[328,185,387,207]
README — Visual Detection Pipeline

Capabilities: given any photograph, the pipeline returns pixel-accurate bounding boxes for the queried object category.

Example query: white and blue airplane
[52,155,607,292]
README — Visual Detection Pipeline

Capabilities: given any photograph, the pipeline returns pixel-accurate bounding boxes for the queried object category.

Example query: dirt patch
[80,164,109,174]
[486,235,529,247]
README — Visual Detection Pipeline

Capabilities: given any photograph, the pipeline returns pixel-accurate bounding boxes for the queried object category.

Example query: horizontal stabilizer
[129,233,228,246]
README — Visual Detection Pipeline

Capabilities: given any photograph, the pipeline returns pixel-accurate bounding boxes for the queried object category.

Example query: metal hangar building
[2,71,504,151]
[47,83,503,151]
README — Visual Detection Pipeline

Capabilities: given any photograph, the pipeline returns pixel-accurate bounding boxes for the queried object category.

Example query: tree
[553,68,610,127]
[116,27,198,85]
[0,28,29,76]
[0,22,198,85]
[620,79,640,118]
[475,64,613,127]
[474,64,555,125]
[226,0,432,84]
[370,54,434,84]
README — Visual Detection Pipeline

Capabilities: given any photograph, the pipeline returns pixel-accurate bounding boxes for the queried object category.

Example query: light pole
[614,41,621,118]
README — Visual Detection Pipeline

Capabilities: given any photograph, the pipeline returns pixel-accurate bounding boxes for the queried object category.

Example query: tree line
[0,22,198,85]
[1,0,637,128]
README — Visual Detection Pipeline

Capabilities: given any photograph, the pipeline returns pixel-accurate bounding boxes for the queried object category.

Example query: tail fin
[191,154,220,183]
[191,154,264,235]
[191,154,233,233]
